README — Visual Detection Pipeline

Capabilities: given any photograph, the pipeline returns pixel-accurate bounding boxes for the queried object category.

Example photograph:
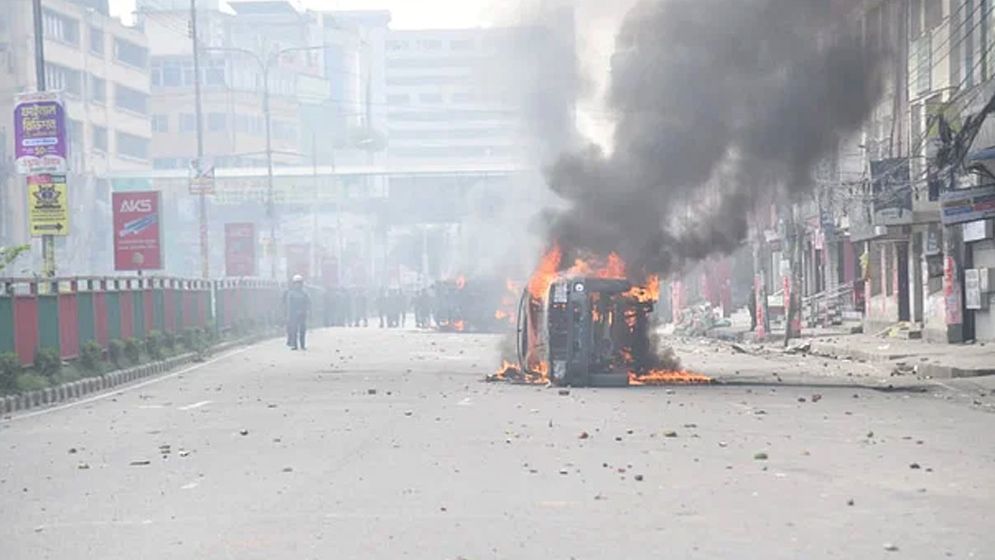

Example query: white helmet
[292,274,303,282]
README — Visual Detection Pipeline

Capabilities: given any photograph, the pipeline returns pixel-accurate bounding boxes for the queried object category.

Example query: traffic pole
[32,0,55,277]
[190,0,209,279]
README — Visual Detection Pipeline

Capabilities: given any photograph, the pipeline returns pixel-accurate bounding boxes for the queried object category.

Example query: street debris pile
[487,245,711,387]
[673,302,731,337]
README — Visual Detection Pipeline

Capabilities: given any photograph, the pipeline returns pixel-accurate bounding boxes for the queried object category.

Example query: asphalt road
[1,327,992,559]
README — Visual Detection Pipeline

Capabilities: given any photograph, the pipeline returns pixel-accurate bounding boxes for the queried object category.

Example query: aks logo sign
[119,198,152,213]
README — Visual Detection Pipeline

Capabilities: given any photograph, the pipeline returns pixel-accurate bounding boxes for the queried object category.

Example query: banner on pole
[189,164,215,195]
[225,223,256,277]
[113,191,163,271]
[27,174,69,236]
[13,91,67,174]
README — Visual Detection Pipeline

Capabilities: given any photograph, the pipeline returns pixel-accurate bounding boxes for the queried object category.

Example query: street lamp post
[203,45,325,279]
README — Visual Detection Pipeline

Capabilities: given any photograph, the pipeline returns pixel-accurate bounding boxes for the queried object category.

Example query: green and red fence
[0,277,282,366]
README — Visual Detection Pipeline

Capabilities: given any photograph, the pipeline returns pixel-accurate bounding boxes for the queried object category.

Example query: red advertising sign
[224,223,256,277]
[112,191,163,271]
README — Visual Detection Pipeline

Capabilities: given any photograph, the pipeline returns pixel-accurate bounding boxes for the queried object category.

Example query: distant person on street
[283,275,311,350]
[376,288,387,328]
[355,288,368,327]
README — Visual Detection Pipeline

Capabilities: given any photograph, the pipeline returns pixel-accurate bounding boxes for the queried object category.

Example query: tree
[0,245,30,274]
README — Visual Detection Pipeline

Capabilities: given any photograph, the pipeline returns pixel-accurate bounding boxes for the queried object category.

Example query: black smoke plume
[545,0,883,279]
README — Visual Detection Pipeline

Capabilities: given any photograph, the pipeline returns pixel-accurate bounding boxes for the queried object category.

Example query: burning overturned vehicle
[491,246,710,387]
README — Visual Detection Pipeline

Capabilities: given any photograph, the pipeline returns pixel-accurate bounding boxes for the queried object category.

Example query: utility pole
[201,45,326,280]
[262,63,277,279]
[190,0,209,279]
[311,131,319,278]
[32,0,55,278]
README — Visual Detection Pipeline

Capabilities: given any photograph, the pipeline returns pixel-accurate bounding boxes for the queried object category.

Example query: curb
[1,334,269,417]
[806,340,995,379]
[807,340,915,363]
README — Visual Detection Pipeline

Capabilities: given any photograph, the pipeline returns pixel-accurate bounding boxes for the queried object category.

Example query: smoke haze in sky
[544,0,882,280]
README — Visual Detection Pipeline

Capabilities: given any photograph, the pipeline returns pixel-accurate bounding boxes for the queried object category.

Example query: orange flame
[494,279,521,325]
[624,274,661,303]
[527,245,562,300]
[628,369,711,385]
[487,359,548,385]
[452,319,465,332]
[455,275,466,290]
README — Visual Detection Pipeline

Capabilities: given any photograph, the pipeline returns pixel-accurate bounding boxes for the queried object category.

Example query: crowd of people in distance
[320,286,455,330]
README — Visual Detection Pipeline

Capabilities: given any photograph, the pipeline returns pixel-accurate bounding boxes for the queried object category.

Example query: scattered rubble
[754,452,769,461]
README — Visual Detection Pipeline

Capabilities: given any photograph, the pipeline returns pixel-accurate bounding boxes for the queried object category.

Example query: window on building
[153,158,183,169]
[151,114,169,132]
[387,94,410,105]
[88,74,106,103]
[68,118,83,152]
[45,64,81,96]
[180,113,197,133]
[910,0,922,37]
[419,93,443,104]
[92,125,108,152]
[912,35,931,94]
[116,131,149,160]
[418,39,443,50]
[924,0,942,31]
[452,92,475,103]
[114,84,148,114]
[205,63,225,86]
[163,61,182,87]
[89,26,104,55]
[114,38,147,68]
[207,112,226,132]
[450,39,474,51]
[43,9,79,45]
[386,40,408,51]
[385,75,465,86]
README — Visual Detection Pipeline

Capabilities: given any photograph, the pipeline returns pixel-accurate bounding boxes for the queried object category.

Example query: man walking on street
[284,275,311,350]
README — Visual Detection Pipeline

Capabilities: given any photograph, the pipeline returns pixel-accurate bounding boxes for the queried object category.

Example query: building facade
[0,0,151,274]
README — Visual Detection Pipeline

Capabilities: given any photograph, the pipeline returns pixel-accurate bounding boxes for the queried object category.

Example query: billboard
[13,91,67,174]
[224,223,256,277]
[870,158,913,226]
[113,191,163,271]
[27,174,69,236]
[940,185,995,225]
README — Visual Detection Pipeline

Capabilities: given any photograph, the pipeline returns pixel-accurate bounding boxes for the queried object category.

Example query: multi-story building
[750,0,995,344]
[0,0,151,274]
[138,0,329,171]
[377,19,573,283]
[383,28,535,166]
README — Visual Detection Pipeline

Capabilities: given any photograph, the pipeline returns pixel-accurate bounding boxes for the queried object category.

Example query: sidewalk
[801,334,995,379]
[693,309,995,379]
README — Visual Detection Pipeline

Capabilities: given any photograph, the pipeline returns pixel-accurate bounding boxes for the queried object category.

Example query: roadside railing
[802,281,856,328]
[0,276,282,366]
